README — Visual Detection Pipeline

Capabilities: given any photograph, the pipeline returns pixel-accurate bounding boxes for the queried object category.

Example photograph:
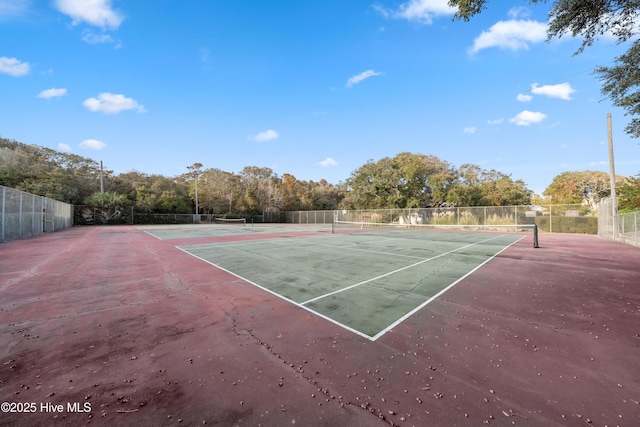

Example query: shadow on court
[1,225,639,426]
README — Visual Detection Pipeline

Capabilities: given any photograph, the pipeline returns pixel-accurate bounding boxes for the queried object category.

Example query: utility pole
[187,163,203,223]
[100,161,105,194]
[195,173,199,217]
[607,113,617,239]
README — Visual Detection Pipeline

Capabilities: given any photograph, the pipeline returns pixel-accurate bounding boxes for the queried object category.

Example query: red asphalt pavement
[1,225,639,426]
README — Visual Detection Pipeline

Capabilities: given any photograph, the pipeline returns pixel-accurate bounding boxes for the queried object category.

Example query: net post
[533,224,539,248]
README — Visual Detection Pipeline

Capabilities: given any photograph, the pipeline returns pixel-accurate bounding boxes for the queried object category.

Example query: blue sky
[1,0,638,195]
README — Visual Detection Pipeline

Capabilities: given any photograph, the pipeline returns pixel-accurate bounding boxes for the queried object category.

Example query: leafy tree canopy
[617,175,640,212]
[543,170,624,209]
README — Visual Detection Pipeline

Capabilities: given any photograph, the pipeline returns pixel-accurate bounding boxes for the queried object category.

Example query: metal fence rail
[1,185,74,242]
[598,197,640,247]
[71,203,598,235]
[272,205,596,234]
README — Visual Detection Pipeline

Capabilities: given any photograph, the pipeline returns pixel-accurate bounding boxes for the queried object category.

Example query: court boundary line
[175,246,373,341]
[177,234,525,341]
[300,234,507,305]
[370,235,525,340]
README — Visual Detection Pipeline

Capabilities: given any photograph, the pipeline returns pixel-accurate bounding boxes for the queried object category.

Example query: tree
[543,170,623,209]
[450,0,640,139]
[280,173,303,210]
[239,166,283,213]
[83,192,130,223]
[617,175,640,212]
[344,152,456,209]
[595,41,640,138]
[446,164,532,206]
[447,164,485,206]
[197,168,242,214]
[480,171,532,206]
[112,171,191,213]
[0,138,104,203]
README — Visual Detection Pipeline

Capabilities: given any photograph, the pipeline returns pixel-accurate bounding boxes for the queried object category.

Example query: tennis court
[2,223,639,427]
[165,225,530,339]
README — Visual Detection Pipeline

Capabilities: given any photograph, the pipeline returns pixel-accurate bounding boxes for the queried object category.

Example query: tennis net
[213,217,247,226]
[332,220,539,248]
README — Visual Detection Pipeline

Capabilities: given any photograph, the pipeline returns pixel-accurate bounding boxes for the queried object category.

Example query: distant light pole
[100,161,104,194]
[195,174,199,215]
[187,163,203,222]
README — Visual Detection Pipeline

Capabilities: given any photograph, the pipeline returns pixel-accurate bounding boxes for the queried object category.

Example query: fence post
[32,194,36,236]
[19,191,23,238]
[635,212,638,247]
[1,187,5,242]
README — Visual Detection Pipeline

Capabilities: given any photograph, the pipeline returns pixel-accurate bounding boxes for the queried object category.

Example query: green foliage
[0,138,103,203]
[344,152,456,209]
[535,216,598,234]
[595,40,640,138]
[543,170,620,209]
[485,213,515,226]
[84,192,130,208]
[112,171,191,213]
[8,136,604,217]
[617,175,640,212]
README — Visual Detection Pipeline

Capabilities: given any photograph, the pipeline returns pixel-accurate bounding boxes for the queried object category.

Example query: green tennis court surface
[139,223,330,240]
[175,229,525,340]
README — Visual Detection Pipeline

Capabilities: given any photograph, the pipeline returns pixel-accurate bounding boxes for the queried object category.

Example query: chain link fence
[1,185,74,242]
[71,203,598,234]
[74,207,253,225]
[598,198,640,247]
[272,205,596,233]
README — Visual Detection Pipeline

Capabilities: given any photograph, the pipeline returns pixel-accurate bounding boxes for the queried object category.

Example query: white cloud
[463,127,476,134]
[346,70,382,88]
[373,0,456,25]
[487,118,503,125]
[517,93,532,102]
[252,130,279,142]
[54,0,124,29]
[37,88,67,99]
[79,139,106,150]
[83,92,145,114]
[531,82,576,100]
[318,157,338,167]
[508,6,530,20]
[469,19,547,54]
[81,30,118,46]
[0,0,31,16]
[57,143,72,152]
[0,56,30,76]
[509,110,548,126]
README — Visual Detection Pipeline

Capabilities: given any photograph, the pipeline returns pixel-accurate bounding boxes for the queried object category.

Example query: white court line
[310,242,427,260]
[177,233,523,341]
[175,246,374,341]
[300,234,505,306]
[370,235,525,340]
[141,230,164,240]
[177,234,332,251]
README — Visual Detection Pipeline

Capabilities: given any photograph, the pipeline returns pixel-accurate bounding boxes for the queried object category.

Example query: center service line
[300,234,504,306]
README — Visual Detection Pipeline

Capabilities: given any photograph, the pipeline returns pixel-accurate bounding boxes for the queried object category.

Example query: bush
[535,216,597,234]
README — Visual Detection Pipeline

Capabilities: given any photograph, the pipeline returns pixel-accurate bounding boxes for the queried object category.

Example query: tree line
[1,137,638,215]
